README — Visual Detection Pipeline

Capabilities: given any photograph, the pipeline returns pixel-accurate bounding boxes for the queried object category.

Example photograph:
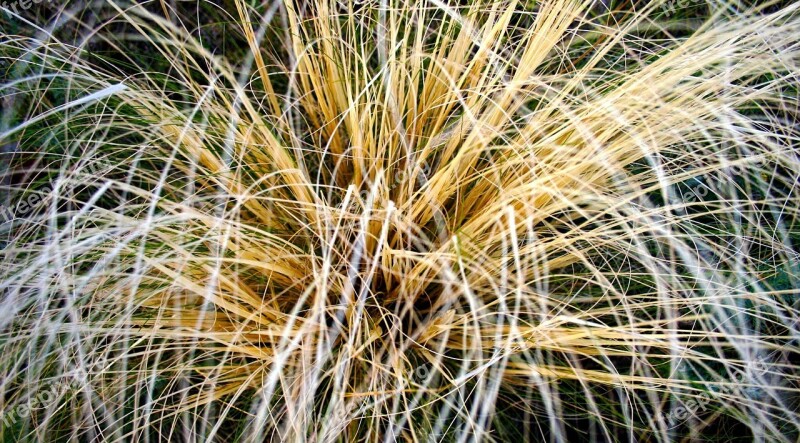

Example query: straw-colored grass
[1,0,799,441]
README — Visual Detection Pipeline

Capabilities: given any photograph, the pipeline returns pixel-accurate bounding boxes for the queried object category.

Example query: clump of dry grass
[1,0,799,441]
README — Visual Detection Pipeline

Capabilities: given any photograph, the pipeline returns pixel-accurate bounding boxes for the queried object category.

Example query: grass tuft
[1,0,799,441]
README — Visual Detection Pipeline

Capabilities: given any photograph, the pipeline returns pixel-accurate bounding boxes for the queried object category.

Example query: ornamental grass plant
[1,0,799,441]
